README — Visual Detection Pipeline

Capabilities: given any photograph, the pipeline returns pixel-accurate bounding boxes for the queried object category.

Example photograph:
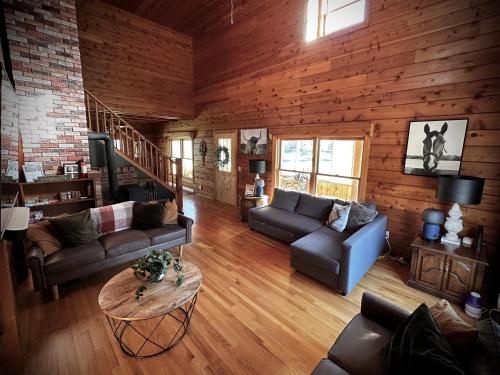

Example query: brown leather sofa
[25,214,193,300]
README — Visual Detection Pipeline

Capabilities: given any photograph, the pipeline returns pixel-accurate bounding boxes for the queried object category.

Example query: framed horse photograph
[403,119,468,176]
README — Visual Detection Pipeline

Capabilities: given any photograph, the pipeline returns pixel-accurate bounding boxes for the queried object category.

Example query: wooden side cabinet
[240,195,269,222]
[408,235,488,303]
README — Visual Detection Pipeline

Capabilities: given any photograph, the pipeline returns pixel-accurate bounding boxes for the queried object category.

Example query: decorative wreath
[215,145,230,167]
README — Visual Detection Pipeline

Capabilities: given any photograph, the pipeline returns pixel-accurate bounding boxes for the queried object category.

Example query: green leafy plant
[131,250,184,300]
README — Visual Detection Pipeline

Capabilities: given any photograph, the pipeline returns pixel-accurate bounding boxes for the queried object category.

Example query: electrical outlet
[385,230,390,239]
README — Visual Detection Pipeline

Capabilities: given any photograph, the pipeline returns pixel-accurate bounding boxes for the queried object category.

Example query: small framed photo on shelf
[245,184,255,196]
[23,162,44,182]
[63,163,79,179]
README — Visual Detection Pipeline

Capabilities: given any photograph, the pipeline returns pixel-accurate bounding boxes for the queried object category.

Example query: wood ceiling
[101,0,235,35]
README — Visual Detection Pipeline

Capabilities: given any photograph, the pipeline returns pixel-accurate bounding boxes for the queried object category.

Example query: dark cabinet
[408,236,488,303]
[414,249,445,291]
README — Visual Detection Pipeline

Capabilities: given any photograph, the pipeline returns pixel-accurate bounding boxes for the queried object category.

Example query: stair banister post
[175,158,183,213]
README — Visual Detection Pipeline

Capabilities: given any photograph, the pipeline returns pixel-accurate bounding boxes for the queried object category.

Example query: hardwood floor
[18,195,449,374]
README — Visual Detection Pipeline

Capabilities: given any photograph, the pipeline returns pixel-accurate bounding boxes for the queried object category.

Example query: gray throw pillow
[346,201,378,232]
[49,209,101,246]
[270,188,300,212]
[327,203,351,232]
[295,193,333,220]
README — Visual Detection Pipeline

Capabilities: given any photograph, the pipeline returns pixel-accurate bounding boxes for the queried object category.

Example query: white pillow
[327,203,351,232]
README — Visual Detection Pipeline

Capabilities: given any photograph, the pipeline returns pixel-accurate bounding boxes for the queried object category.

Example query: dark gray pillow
[295,193,333,220]
[132,201,166,230]
[49,209,100,246]
[270,188,300,212]
[346,201,378,232]
[334,198,349,206]
[362,202,377,211]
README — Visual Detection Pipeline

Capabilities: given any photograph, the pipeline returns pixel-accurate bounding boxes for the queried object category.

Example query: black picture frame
[403,119,468,177]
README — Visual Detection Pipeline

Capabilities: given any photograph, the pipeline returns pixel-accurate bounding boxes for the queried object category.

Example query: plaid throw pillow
[90,201,134,234]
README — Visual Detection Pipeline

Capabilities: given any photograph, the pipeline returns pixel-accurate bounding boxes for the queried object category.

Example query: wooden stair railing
[84,89,183,211]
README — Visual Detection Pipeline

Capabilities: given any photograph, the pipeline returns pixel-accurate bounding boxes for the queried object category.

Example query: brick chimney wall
[3,0,88,174]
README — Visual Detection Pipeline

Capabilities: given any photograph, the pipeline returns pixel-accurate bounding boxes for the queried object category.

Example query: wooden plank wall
[166,0,500,258]
[75,0,194,119]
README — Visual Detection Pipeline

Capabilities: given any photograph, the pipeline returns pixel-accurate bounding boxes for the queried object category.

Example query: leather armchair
[311,292,410,375]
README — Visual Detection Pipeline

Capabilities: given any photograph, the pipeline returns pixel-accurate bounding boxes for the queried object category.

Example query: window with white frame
[170,138,194,180]
[305,0,367,42]
[276,138,364,201]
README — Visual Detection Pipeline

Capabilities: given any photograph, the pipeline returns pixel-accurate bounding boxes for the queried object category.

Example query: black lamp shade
[249,160,266,174]
[436,175,484,204]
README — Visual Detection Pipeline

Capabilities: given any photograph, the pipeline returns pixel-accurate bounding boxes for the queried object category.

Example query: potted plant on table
[131,250,184,300]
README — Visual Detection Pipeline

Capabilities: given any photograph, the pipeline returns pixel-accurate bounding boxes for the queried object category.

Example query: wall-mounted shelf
[16,178,97,217]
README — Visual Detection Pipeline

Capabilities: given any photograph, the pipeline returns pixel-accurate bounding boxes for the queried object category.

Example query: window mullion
[311,137,319,195]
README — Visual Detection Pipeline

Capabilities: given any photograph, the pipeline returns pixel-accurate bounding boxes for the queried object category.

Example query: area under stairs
[83,89,183,211]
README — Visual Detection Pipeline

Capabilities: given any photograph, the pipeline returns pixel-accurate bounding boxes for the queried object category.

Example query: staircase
[83,89,183,211]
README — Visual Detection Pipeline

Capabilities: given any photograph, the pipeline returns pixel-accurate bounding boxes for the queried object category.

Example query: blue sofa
[248,189,387,295]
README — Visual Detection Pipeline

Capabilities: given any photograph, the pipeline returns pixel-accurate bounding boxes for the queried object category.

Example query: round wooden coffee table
[98,261,202,358]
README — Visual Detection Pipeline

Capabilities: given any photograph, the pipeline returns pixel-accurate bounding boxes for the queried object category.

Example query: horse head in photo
[422,122,448,172]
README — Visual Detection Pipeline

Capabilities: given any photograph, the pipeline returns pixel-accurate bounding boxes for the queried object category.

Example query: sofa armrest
[178,214,193,243]
[339,214,388,295]
[25,245,46,290]
[361,292,411,331]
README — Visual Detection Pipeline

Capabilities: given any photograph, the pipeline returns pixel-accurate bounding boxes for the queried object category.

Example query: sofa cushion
[328,314,392,375]
[384,304,464,375]
[327,203,351,232]
[346,201,378,233]
[311,359,350,375]
[99,229,150,258]
[163,199,178,225]
[90,201,134,234]
[295,193,333,220]
[26,220,62,257]
[132,202,166,230]
[143,225,186,246]
[430,299,478,357]
[49,210,101,246]
[250,206,324,235]
[291,226,349,274]
[270,188,300,212]
[44,239,105,275]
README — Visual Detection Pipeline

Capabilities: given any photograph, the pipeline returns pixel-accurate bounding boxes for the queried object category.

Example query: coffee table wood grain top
[98,261,202,321]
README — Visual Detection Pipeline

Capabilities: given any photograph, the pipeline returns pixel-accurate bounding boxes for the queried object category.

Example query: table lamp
[249,160,266,197]
[436,175,484,247]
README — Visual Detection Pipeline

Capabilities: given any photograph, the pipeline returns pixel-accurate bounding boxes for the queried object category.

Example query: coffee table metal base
[106,293,198,358]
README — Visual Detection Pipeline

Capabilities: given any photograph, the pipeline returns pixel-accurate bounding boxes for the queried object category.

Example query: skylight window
[305,0,367,42]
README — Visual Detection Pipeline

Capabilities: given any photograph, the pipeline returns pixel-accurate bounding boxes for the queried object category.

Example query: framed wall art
[240,128,268,155]
[403,119,468,176]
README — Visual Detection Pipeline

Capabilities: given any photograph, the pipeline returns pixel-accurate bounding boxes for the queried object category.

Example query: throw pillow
[295,193,333,221]
[384,303,465,375]
[346,201,378,232]
[49,210,101,246]
[326,203,351,232]
[163,199,178,225]
[270,188,300,212]
[26,220,62,256]
[132,201,166,230]
[430,299,479,356]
